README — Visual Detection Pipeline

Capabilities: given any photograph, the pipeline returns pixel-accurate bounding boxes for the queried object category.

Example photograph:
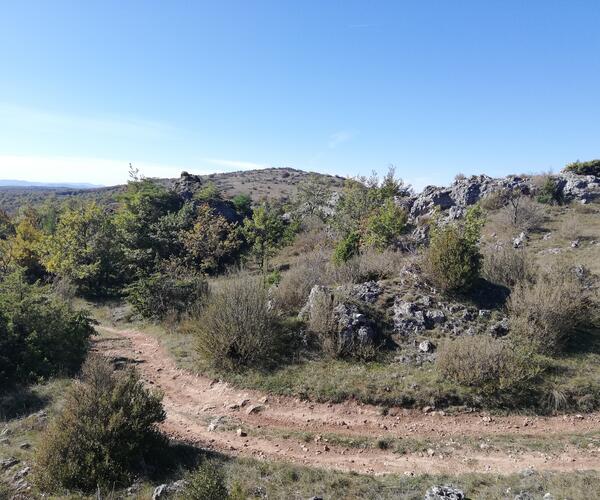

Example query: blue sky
[0,1,599,189]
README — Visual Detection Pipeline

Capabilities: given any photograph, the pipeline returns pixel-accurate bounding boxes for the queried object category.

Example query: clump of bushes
[565,159,600,176]
[127,269,208,320]
[34,356,166,492]
[436,336,541,394]
[508,269,593,354]
[535,175,563,205]
[482,243,536,288]
[332,231,360,265]
[191,275,286,370]
[180,461,230,500]
[424,207,483,293]
[492,194,545,232]
[0,272,95,389]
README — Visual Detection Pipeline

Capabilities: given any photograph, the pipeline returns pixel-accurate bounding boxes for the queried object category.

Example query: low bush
[0,272,95,389]
[332,231,360,265]
[436,336,541,394]
[192,274,286,370]
[534,175,563,205]
[34,356,166,492]
[482,243,536,288]
[492,195,545,232]
[127,270,208,320]
[508,269,592,354]
[273,250,329,313]
[564,159,600,176]
[424,208,483,293]
[180,461,230,500]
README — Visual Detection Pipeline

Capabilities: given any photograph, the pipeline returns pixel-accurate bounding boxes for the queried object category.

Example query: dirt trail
[94,326,600,475]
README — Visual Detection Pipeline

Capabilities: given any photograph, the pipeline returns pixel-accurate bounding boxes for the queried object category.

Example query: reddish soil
[94,326,600,475]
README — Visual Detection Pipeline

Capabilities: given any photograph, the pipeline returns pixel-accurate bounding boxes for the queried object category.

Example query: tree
[294,174,333,220]
[242,203,296,272]
[364,199,407,250]
[181,204,241,274]
[11,211,45,282]
[43,203,125,296]
[115,178,183,275]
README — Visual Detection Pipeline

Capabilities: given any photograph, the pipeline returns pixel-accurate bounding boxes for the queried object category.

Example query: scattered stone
[237,428,247,437]
[13,466,30,480]
[423,406,434,414]
[424,485,465,500]
[513,493,534,500]
[246,404,264,415]
[489,318,510,337]
[208,416,223,432]
[543,232,552,240]
[513,232,528,248]
[19,442,31,450]
[571,239,580,248]
[418,340,435,353]
[543,494,555,500]
[0,457,19,471]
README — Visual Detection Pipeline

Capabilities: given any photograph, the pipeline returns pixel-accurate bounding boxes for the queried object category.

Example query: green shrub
[424,208,483,293]
[333,231,360,265]
[564,159,600,176]
[232,193,252,216]
[436,336,540,394]
[127,270,208,320]
[191,275,285,370]
[34,356,166,492]
[180,461,230,500]
[508,269,592,354]
[0,272,95,389]
[364,199,407,250]
[535,176,563,205]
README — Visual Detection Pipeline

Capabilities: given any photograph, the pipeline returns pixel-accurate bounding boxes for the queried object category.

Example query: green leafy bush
[564,159,600,176]
[43,203,125,297]
[535,176,563,205]
[332,231,360,265]
[424,208,483,293]
[0,272,95,389]
[127,270,208,320]
[180,461,230,500]
[34,356,166,493]
[191,275,285,370]
[364,199,407,250]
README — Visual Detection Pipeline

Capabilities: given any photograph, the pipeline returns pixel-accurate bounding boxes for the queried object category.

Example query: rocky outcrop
[172,171,203,200]
[393,294,508,338]
[299,285,377,350]
[424,485,465,500]
[404,171,599,222]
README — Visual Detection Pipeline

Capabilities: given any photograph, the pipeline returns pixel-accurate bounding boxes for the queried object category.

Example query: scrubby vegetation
[565,159,600,176]
[34,356,165,492]
[3,162,600,497]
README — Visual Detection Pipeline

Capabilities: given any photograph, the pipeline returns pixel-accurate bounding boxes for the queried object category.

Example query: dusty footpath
[95,326,600,476]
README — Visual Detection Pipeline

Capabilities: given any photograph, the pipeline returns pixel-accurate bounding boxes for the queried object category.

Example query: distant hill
[0,180,103,189]
[0,167,346,214]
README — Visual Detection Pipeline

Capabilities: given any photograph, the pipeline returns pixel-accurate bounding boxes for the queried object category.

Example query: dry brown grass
[508,268,593,354]
[481,243,537,288]
[436,336,540,392]
[489,196,546,233]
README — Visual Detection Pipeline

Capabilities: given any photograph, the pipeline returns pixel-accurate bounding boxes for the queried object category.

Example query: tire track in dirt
[94,326,600,475]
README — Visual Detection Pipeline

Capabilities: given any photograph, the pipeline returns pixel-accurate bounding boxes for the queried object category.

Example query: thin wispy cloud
[202,158,271,170]
[328,130,355,149]
[0,103,173,139]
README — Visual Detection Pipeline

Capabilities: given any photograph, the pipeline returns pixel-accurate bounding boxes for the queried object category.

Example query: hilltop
[0,167,345,214]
